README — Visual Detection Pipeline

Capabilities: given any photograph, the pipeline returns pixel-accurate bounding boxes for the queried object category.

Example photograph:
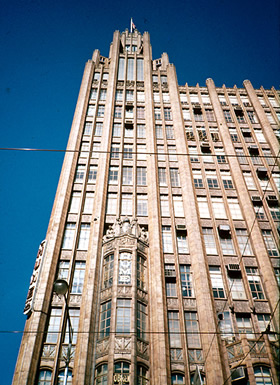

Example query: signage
[23,240,47,315]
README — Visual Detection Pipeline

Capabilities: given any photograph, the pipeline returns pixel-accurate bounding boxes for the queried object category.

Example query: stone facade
[13,29,279,385]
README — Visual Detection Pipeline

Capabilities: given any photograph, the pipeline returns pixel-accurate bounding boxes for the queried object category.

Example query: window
[223,110,232,122]
[243,171,256,190]
[229,128,239,142]
[173,195,184,217]
[193,170,203,188]
[263,149,275,166]
[115,89,123,101]
[38,370,52,385]
[126,90,134,102]
[197,197,210,218]
[166,282,177,297]
[161,75,167,84]
[257,314,276,341]
[219,234,235,255]
[183,109,191,121]
[236,229,253,255]
[80,142,89,156]
[206,171,219,189]
[255,205,266,220]
[88,166,97,183]
[218,94,227,105]
[160,195,170,217]
[114,362,130,383]
[202,228,217,254]
[221,171,234,189]
[116,299,131,334]
[99,301,111,338]
[84,122,92,136]
[270,207,280,222]
[113,123,121,137]
[125,106,133,119]
[186,127,195,141]
[137,144,146,160]
[171,373,185,385]
[166,125,174,139]
[137,255,146,290]
[212,197,227,219]
[136,302,147,340]
[123,144,133,159]
[215,148,226,163]
[205,109,215,121]
[95,364,108,385]
[168,145,177,162]
[236,148,248,164]
[92,142,100,159]
[236,314,254,339]
[121,194,132,215]
[180,265,192,297]
[254,130,266,143]
[124,124,133,138]
[228,198,243,220]
[251,154,262,165]
[137,167,147,185]
[197,127,207,141]
[69,191,80,213]
[65,312,79,345]
[262,230,279,256]
[137,124,146,138]
[62,223,76,249]
[180,93,188,103]
[170,168,180,187]
[127,58,134,81]
[58,371,72,385]
[109,166,118,184]
[97,105,105,117]
[185,312,201,348]
[78,223,90,250]
[162,226,173,253]
[137,365,149,385]
[95,122,103,136]
[218,311,233,340]
[114,105,122,118]
[168,312,181,347]
[162,92,170,103]
[103,254,114,289]
[83,192,94,213]
[106,193,117,214]
[228,276,246,299]
[177,232,189,253]
[158,168,167,186]
[157,144,165,161]
[246,267,265,300]
[137,195,147,216]
[155,125,163,138]
[99,89,107,101]
[137,107,145,119]
[75,165,85,182]
[247,110,257,123]
[152,74,158,83]
[57,261,69,280]
[154,108,161,120]
[93,72,100,81]
[102,73,109,81]
[90,88,97,100]
[137,91,145,102]
[46,308,62,343]
[71,262,86,294]
[111,144,120,159]
[209,266,225,298]
[254,366,273,385]
[118,252,132,285]
[87,105,95,117]
[164,107,172,120]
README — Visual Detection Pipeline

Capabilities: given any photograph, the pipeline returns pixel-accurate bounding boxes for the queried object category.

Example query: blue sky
[0,0,279,383]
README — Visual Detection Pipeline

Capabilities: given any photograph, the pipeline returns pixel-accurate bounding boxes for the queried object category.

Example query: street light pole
[53,279,73,385]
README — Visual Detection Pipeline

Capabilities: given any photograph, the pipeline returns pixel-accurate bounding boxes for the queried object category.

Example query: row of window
[37,364,274,385]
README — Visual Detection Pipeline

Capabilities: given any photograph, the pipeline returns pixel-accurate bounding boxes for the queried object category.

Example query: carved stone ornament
[137,340,149,358]
[102,217,148,244]
[114,337,131,352]
[96,339,110,357]
[42,344,56,359]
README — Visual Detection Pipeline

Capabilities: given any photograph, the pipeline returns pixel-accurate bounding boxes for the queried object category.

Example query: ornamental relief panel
[117,286,132,296]
[167,298,179,308]
[183,298,196,309]
[137,340,149,359]
[137,289,148,303]
[96,338,110,357]
[114,337,131,353]
[42,344,56,359]
[100,287,112,301]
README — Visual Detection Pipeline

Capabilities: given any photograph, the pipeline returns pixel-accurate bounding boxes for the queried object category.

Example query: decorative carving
[183,298,197,309]
[61,345,75,362]
[137,340,149,358]
[100,287,112,301]
[167,298,179,308]
[114,337,131,352]
[188,349,204,363]
[226,341,243,362]
[170,348,183,361]
[249,340,267,357]
[102,217,148,244]
[69,295,82,305]
[117,286,132,296]
[96,338,110,357]
[137,289,148,303]
[42,344,56,359]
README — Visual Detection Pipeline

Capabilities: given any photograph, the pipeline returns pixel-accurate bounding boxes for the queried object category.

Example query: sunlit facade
[13,29,279,385]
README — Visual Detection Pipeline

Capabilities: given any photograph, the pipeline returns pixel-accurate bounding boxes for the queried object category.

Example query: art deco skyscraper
[13,28,279,385]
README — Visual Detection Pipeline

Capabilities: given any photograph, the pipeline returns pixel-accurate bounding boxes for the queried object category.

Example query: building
[12,28,279,385]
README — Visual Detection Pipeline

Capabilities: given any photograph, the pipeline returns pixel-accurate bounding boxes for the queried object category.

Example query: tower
[13,28,279,385]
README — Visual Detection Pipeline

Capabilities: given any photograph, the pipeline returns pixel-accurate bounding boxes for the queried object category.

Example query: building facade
[13,29,279,385]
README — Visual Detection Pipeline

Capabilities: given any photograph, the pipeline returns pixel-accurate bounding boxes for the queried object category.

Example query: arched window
[254,366,273,384]
[114,362,130,383]
[171,373,185,385]
[38,369,52,385]
[95,364,108,384]
[137,365,149,385]
[190,371,206,385]
[58,370,72,384]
